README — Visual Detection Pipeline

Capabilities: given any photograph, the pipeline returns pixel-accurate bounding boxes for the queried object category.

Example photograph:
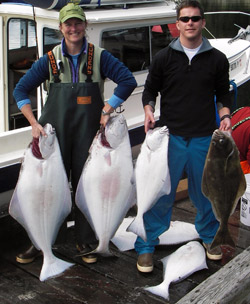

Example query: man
[14,3,137,265]
[136,0,232,273]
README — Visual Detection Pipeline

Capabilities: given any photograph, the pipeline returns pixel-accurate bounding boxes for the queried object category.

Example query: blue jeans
[134,134,219,255]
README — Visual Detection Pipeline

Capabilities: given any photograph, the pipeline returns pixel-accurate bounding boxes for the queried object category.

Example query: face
[60,18,86,45]
[176,7,206,43]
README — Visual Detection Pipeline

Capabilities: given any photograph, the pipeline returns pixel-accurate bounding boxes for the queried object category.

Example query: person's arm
[100,50,137,126]
[144,105,155,133]
[142,52,163,133]
[20,104,47,138]
[218,107,231,132]
[215,54,232,132]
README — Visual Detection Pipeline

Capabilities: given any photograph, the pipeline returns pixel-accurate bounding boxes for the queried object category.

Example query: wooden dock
[0,191,250,304]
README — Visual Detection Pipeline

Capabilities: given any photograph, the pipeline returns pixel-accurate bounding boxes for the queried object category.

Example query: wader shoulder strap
[85,43,94,83]
[47,50,61,83]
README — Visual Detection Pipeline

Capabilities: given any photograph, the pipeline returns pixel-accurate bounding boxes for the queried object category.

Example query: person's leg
[187,136,222,260]
[135,134,188,271]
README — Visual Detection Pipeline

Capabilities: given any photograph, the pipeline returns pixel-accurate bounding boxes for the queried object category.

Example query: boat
[0,1,249,216]
[1,0,166,9]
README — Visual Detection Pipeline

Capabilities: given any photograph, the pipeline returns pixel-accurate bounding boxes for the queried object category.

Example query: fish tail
[211,226,235,250]
[91,245,113,257]
[126,216,147,242]
[40,255,74,281]
[144,282,169,300]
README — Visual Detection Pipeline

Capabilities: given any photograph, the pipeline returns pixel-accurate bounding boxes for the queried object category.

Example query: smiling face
[60,17,87,48]
[176,7,206,48]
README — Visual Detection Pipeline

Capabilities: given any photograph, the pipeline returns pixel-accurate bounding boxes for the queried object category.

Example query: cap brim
[60,14,86,23]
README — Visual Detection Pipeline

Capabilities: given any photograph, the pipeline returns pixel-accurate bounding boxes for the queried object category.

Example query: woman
[14,2,137,264]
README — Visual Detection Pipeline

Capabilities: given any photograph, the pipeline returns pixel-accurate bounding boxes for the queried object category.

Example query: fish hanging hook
[115,105,125,114]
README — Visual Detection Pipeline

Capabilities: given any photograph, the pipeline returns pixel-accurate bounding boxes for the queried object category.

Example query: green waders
[39,79,103,245]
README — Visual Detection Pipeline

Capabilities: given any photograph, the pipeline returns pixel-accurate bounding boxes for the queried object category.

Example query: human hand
[100,113,110,128]
[31,122,47,138]
[144,105,155,133]
[219,117,232,134]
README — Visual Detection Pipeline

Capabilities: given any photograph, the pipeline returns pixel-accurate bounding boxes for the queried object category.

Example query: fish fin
[144,282,169,300]
[40,255,74,281]
[75,246,113,257]
[126,216,147,242]
[92,247,114,257]
[210,226,235,250]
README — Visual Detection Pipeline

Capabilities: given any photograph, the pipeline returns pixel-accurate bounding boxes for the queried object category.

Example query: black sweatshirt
[142,37,232,137]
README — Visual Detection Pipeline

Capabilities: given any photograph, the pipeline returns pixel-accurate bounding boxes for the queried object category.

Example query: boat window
[43,27,62,54]
[102,27,150,72]
[151,24,179,57]
[8,18,37,130]
[101,23,178,72]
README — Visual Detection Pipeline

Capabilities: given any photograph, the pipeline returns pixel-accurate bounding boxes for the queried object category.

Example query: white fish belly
[127,130,170,241]
[76,134,134,254]
[135,145,170,214]
[145,241,207,300]
[10,145,71,250]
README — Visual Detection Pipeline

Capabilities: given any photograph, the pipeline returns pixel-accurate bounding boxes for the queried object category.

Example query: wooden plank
[0,259,83,304]
[1,231,167,304]
[2,197,250,304]
[175,246,250,304]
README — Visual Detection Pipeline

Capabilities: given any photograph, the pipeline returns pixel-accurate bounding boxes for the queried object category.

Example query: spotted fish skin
[202,129,246,249]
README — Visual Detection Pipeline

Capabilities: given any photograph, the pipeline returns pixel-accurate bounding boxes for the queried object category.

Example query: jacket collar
[61,37,87,57]
[170,37,213,54]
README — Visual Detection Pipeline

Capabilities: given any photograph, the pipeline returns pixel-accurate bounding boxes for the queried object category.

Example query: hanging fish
[127,126,171,242]
[9,124,74,281]
[202,129,246,249]
[76,114,135,256]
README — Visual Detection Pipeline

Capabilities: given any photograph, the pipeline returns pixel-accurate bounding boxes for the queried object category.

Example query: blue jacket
[14,38,137,109]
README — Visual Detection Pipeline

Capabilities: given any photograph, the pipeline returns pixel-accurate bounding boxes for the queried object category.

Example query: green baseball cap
[59,3,86,23]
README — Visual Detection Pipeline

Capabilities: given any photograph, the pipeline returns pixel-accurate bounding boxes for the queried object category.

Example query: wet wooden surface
[0,197,250,304]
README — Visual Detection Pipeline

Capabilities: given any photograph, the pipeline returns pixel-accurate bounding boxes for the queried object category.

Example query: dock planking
[0,197,250,303]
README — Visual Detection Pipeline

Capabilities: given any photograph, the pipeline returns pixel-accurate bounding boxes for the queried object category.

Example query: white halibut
[9,124,73,281]
[75,114,134,256]
[111,219,200,252]
[145,241,208,300]
[127,126,170,241]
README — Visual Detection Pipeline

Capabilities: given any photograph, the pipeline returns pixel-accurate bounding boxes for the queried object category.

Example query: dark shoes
[16,245,42,264]
[203,242,222,260]
[76,244,97,264]
[137,253,154,273]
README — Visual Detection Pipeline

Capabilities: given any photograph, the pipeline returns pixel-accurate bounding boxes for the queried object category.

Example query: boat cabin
[0,1,249,216]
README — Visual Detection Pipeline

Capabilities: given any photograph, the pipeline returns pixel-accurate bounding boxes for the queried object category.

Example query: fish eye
[219,138,224,144]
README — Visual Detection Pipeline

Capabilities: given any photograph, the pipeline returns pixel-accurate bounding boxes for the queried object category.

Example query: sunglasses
[178,16,202,23]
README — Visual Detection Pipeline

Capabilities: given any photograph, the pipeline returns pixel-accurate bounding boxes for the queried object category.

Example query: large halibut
[145,241,207,300]
[202,129,246,249]
[75,114,134,256]
[9,124,73,281]
[127,126,171,242]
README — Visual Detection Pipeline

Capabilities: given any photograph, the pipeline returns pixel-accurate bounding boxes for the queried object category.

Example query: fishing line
[32,5,44,111]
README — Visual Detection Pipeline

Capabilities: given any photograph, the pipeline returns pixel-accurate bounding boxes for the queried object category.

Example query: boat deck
[0,191,250,304]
